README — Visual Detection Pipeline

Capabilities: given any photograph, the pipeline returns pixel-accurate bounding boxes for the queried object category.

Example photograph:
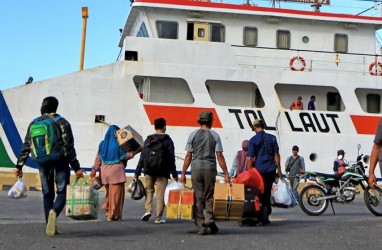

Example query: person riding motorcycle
[333,149,347,174]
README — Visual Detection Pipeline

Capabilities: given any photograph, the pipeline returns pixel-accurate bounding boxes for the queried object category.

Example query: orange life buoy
[289,56,306,71]
[369,62,382,76]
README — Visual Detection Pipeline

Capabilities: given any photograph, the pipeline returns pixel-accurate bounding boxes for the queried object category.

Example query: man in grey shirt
[180,111,229,236]
[285,145,305,199]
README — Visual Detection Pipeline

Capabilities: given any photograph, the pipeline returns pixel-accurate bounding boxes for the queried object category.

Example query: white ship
[1,0,382,178]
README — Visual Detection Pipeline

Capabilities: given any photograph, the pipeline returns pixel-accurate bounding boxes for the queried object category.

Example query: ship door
[193,23,209,41]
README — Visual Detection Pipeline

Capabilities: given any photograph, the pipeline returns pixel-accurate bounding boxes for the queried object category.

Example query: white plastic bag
[271,179,292,206]
[127,180,135,193]
[164,181,183,206]
[8,178,27,199]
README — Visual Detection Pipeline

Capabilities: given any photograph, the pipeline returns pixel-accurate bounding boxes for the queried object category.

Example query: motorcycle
[299,145,382,216]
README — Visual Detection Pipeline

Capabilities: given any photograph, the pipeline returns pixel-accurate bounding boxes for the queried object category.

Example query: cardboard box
[213,200,228,221]
[166,204,179,219]
[116,125,143,152]
[166,190,195,220]
[181,190,194,205]
[180,204,193,220]
[228,201,244,221]
[213,183,244,221]
[214,183,228,200]
[230,184,245,201]
[168,190,181,204]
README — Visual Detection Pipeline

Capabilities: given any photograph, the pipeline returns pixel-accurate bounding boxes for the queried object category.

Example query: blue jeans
[39,161,70,223]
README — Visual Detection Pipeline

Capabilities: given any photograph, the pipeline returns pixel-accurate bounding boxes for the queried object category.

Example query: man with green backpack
[15,96,84,236]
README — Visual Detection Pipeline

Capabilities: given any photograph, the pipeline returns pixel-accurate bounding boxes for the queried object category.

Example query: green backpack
[30,115,62,164]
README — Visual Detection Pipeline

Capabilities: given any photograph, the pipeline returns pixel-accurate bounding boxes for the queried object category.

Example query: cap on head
[40,96,59,115]
[252,119,264,128]
[198,111,213,123]
[337,149,345,156]
[292,145,299,151]
[297,96,302,100]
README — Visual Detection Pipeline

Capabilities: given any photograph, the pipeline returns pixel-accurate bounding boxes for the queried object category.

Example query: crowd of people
[14,96,382,237]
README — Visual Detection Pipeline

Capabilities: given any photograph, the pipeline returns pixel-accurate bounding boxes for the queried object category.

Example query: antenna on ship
[80,7,88,71]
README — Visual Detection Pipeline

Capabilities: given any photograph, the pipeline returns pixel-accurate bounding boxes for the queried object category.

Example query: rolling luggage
[240,187,262,226]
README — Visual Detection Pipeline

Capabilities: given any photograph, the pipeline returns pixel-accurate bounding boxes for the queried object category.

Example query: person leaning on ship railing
[14,96,84,236]
[290,96,303,110]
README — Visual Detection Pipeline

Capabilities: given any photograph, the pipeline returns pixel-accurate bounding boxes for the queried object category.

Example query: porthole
[302,36,309,44]
[309,153,317,162]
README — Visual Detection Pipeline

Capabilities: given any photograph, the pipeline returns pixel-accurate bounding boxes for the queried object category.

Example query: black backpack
[143,135,168,173]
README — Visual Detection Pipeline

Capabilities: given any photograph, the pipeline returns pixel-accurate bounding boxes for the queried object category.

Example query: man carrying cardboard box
[135,118,178,224]
[180,111,230,236]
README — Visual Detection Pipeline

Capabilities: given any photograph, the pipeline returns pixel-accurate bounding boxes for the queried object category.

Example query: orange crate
[181,190,194,205]
[168,190,181,204]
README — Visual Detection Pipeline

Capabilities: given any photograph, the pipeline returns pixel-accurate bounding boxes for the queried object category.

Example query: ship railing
[232,45,382,75]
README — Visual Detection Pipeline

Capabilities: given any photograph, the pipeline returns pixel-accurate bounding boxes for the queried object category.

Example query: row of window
[133,76,380,113]
[137,21,348,52]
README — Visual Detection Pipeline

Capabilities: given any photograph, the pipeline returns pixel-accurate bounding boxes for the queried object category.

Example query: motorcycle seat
[315,172,344,180]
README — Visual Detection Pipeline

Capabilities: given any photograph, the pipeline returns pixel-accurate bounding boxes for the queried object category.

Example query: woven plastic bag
[8,178,27,199]
[66,178,99,220]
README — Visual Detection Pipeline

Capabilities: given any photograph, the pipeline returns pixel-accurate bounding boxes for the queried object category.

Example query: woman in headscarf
[229,140,249,178]
[90,125,136,221]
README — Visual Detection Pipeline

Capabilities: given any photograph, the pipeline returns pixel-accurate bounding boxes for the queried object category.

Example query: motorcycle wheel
[364,186,382,216]
[299,185,328,216]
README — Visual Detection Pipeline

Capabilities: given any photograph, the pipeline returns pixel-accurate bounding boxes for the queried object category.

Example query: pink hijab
[236,140,249,176]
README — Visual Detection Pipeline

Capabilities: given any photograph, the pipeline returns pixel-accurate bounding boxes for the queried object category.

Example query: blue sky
[0,0,130,90]
[0,0,377,90]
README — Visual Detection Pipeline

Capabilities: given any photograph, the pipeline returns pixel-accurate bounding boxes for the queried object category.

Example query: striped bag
[66,178,99,220]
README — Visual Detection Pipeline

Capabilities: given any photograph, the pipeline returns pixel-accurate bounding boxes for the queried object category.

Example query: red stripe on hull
[350,115,382,135]
[136,0,382,22]
[144,105,223,128]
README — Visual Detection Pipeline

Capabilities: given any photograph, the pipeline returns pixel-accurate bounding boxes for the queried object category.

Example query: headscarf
[98,125,127,165]
[236,140,249,176]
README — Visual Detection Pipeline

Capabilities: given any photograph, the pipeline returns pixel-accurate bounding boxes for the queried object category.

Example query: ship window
[243,27,258,46]
[277,30,290,49]
[327,92,342,111]
[355,89,382,113]
[137,23,149,37]
[334,34,348,53]
[367,94,381,113]
[156,21,178,39]
[211,24,225,42]
[206,80,264,108]
[198,28,205,37]
[133,76,194,104]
